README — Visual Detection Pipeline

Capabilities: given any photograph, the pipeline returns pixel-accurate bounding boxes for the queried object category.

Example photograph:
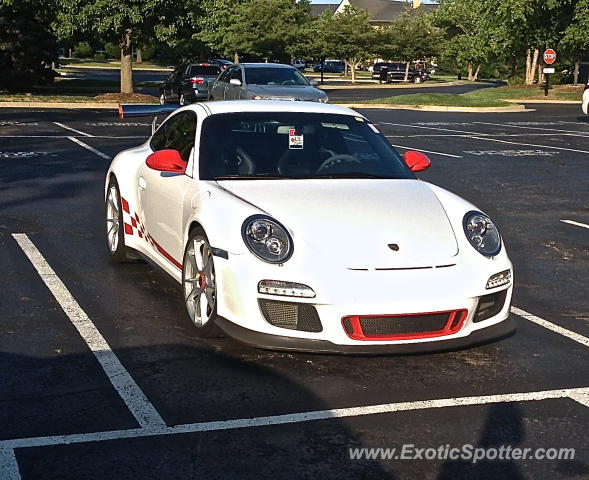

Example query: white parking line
[0,447,20,480]
[473,121,589,136]
[386,141,463,158]
[469,136,589,155]
[53,122,93,137]
[1,386,588,452]
[11,234,165,429]
[67,136,111,160]
[378,121,490,136]
[0,135,146,139]
[561,219,589,230]
[511,307,589,348]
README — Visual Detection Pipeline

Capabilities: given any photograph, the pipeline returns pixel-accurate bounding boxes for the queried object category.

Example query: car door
[224,66,244,100]
[211,67,230,100]
[138,110,198,270]
[165,67,184,102]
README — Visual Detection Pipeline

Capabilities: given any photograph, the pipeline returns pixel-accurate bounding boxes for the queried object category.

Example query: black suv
[160,63,222,105]
[371,62,428,83]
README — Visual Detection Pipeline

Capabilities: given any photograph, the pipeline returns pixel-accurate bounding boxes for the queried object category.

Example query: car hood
[216,179,459,268]
[246,85,325,100]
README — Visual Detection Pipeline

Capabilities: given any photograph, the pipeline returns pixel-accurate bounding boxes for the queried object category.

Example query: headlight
[463,211,502,257]
[242,215,293,263]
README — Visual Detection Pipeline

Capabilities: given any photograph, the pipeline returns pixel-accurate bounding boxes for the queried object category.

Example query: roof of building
[310,3,339,17]
[340,0,438,23]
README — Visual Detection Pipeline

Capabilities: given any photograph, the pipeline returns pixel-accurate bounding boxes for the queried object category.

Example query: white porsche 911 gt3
[106,101,514,353]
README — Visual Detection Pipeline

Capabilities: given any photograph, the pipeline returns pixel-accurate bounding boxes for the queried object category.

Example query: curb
[0,102,132,109]
[337,103,529,113]
[319,81,472,90]
[504,99,581,105]
[58,65,172,72]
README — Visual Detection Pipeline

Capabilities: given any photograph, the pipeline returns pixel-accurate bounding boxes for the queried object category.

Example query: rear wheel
[182,229,220,337]
[413,76,422,84]
[105,178,133,262]
[159,92,166,105]
[179,94,186,106]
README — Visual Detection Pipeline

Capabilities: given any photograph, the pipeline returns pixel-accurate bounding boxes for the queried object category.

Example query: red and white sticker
[289,129,304,149]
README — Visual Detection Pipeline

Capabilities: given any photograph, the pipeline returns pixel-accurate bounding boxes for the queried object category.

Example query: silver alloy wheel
[179,94,185,106]
[159,93,165,105]
[184,237,216,327]
[106,185,120,253]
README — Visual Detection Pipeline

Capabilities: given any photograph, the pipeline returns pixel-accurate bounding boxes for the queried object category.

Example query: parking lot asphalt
[0,104,588,479]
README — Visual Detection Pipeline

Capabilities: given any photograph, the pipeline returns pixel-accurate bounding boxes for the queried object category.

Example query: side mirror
[229,78,242,86]
[404,151,431,173]
[146,149,186,174]
[309,79,319,86]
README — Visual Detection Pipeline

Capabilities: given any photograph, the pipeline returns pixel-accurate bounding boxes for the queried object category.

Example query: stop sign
[543,49,557,65]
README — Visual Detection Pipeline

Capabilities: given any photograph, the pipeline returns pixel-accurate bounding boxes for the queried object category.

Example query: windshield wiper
[307,172,390,179]
[213,174,300,180]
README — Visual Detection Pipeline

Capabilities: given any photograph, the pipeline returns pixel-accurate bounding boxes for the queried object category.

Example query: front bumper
[217,315,516,354]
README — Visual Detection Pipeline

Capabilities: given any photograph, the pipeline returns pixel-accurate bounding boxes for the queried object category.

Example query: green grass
[360,85,582,107]
[0,94,103,103]
[58,59,171,70]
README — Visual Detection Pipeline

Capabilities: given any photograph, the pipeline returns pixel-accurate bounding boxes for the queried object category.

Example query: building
[312,0,438,26]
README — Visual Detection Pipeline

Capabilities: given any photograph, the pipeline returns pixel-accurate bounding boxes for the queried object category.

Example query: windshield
[199,112,413,180]
[188,65,221,76]
[244,67,310,86]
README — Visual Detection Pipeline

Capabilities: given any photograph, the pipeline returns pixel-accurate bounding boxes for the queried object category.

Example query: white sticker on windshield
[289,129,304,149]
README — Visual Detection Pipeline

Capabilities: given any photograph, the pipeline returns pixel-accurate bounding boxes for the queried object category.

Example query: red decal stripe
[150,235,182,270]
[131,217,137,228]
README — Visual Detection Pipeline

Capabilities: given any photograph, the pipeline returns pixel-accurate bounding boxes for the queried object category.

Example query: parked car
[371,62,428,83]
[110,101,515,352]
[210,63,328,103]
[292,59,306,72]
[582,81,589,116]
[313,60,345,74]
[160,63,221,105]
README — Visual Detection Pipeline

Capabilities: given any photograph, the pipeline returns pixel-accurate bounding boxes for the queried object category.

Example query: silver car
[209,63,328,103]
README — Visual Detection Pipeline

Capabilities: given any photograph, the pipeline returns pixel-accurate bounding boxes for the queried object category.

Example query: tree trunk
[573,59,580,85]
[404,61,410,82]
[473,64,481,82]
[136,47,142,64]
[234,52,239,63]
[537,63,544,85]
[467,61,474,81]
[525,49,531,84]
[120,30,133,94]
[528,48,539,86]
[350,60,356,84]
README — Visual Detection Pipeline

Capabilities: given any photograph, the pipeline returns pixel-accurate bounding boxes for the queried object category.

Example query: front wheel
[179,94,186,106]
[413,76,422,84]
[182,229,220,337]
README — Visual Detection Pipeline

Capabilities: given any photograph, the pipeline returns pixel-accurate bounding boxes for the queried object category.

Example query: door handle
[139,177,147,190]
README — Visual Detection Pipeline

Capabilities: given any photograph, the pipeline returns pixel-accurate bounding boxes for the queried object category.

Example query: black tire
[105,177,133,263]
[182,228,221,338]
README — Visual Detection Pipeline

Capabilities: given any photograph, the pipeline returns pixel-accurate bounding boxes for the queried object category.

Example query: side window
[217,67,231,83]
[229,67,243,83]
[150,111,198,162]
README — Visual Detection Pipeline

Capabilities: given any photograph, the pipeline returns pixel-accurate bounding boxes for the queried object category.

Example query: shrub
[73,42,93,58]
[105,42,121,59]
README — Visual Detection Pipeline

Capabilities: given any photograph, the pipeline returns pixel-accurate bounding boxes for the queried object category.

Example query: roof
[237,63,294,69]
[310,3,338,17]
[190,100,361,118]
[342,0,438,22]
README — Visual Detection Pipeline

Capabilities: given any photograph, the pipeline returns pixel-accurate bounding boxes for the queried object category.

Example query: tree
[319,6,376,84]
[198,0,311,63]
[382,11,444,82]
[562,0,589,84]
[0,0,57,91]
[55,0,183,94]
[433,0,492,81]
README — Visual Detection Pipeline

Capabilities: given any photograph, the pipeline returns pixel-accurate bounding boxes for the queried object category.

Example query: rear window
[188,65,221,76]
